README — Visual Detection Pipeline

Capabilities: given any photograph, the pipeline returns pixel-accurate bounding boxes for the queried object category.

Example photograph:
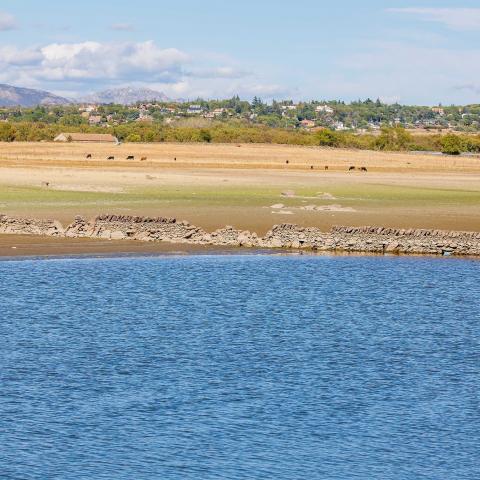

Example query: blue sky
[1,0,480,104]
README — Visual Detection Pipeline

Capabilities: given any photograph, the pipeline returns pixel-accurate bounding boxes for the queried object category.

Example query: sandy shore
[0,235,245,258]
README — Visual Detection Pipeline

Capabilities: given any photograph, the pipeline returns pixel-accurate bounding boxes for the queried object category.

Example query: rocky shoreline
[1,213,480,257]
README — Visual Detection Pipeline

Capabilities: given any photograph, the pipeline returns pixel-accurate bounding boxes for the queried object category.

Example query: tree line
[0,121,479,154]
[3,97,480,131]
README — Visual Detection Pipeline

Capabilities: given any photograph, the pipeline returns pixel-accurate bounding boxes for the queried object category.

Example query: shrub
[441,134,464,155]
[199,129,212,143]
[316,129,339,147]
[0,123,16,142]
[375,127,413,151]
[126,133,142,143]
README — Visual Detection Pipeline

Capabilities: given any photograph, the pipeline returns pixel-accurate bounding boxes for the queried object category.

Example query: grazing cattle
[126,155,135,160]
[286,160,290,165]
[174,157,177,161]
[310,165,314,170]
[140,156,147,161]
[86,154,92,159]
[325,166,329,170]
[107,156,115,160]
[360,167,368,172]
[349,166,356,171]
[41,181,50,188]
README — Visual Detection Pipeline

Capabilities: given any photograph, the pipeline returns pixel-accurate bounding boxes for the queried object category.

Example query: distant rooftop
[54,133,118,143]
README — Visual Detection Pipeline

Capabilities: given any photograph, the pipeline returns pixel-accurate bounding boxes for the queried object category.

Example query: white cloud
[242,83,288,97]
[0,41,189,86]
[37,41,189,81]
[0,11,16,31]
[187,66,251,79]
[134,75,291,101]
[0,46,42,65]
[190,80,290,100]
[329,41,480,104]
[0,40,287,100]
[388,8,480,31]
[454,84,480,95]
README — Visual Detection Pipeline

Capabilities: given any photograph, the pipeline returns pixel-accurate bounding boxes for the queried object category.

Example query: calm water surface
[0,255,479,480]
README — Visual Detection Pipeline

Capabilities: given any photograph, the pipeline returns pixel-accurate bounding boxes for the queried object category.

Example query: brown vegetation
[1,121,480,154]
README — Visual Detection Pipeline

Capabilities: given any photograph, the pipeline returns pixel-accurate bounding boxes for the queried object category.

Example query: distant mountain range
[82,87,171,105]
[0,84,70,107]
[0,84,172,107]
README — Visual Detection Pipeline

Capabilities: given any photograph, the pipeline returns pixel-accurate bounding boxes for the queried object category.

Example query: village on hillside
[1,97,480,134]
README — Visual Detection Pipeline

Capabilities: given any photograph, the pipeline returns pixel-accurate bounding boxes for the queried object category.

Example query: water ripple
[0,256,479,479]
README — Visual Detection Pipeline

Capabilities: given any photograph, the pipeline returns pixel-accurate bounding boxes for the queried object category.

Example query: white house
[432,107,445,116]
[333,121,347,131]
[88,115,103,125]
[187,105,203,114]
[316,105,334,114]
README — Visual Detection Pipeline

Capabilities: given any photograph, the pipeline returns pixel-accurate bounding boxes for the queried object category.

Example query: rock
[1,213,479,257]
[317,192,336,200]
[269,238,284,248]
[385,242,400,253]
[110,231,127,240]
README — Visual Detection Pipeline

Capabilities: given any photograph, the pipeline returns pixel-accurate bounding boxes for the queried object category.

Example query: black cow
[86,154,92,159]
[107,156,115,160]
[360,167,368,172]
[349,166,356,171]
[127,155,135,160]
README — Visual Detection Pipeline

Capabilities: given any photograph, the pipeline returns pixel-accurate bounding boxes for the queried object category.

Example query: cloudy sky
[1,0,479,104]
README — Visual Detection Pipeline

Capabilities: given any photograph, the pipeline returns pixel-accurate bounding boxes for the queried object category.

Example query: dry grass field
[1,141,480,171]
[1,141,479,236]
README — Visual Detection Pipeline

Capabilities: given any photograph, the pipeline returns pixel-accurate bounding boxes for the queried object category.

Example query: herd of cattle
[85,154,148,161]
[83,154,368,172]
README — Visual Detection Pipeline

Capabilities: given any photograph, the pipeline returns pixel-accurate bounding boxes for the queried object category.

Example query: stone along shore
[1,213,480,256]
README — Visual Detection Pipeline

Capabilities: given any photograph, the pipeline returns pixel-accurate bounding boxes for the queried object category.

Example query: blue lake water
[0,255,479,480]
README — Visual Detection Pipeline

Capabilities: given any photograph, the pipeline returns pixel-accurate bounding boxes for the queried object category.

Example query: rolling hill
[0,84,70,107]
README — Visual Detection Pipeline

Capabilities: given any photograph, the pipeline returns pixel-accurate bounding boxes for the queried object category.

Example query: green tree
[441,134,464,155]
[316,129,339,147]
